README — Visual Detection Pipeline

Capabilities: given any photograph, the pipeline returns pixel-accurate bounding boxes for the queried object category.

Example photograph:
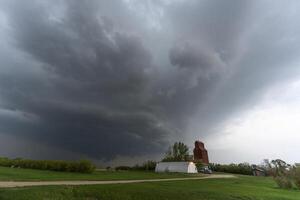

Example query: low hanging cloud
[0,0,300,163]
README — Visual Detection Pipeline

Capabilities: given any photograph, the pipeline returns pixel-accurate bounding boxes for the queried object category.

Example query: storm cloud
[0,0,300,163]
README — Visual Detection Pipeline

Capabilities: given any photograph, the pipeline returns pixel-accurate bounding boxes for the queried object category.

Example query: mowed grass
[0,167,299,199]
[0,176,299,200]
[0,166,201,181]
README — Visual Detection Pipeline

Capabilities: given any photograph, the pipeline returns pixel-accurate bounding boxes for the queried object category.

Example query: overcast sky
[0,0,300,165]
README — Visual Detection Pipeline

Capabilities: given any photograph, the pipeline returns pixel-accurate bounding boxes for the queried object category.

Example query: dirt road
[0,174,235,188]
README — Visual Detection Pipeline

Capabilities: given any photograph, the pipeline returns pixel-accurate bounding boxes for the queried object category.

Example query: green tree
[271,159,291,177]
[162,142,189,162]
[271,159,293,189]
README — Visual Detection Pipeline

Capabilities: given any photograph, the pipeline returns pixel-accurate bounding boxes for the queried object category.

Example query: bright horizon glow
[206,78,300,164]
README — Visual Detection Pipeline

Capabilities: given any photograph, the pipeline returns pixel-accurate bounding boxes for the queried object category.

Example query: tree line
[0,157,95,173]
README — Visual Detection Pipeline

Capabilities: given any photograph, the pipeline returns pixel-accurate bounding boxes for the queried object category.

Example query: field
[0,167,299,200]
[0,166,199,181]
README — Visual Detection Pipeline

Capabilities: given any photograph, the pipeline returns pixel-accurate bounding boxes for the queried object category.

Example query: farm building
[155,162,198,173]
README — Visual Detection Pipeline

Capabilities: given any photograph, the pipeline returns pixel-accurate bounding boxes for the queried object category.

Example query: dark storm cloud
[0,0,300,162]
[0,0,167,159]
[0,0,179,160]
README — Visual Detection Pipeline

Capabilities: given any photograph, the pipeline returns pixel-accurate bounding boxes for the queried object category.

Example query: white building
[155,162,198,173]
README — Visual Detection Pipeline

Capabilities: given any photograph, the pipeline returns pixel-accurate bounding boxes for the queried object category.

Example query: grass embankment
[0,176,299,199]
[0,166,200,181]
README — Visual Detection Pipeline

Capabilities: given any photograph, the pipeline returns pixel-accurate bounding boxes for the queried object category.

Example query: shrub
[292,166,300,189]
[209,163,252,175]
[0,157,95,173]
[115,166,132,171]
[115,161,157,171]
[195,162,204,172]
[269,159,295,189]
[77,160,96,173]
[274,176,293,189]
[137,160,156,171]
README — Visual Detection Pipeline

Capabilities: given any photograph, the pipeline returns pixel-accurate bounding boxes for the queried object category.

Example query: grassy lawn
[0,167,299,199]
[0,166,201,181]
[0,176,299,199]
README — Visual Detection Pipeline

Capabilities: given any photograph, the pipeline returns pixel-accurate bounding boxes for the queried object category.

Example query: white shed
[155,162,198,173]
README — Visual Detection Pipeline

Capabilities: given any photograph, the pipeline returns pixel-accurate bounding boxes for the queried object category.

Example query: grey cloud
[169,41,225,83]
[0,0,173,160]
[186,0,300,138]
[0,0,300,163]
[166,0,253,61]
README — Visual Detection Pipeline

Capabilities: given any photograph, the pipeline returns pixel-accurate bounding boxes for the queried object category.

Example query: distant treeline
[114,160,156,171]
[209,163,253,175]
[0,157,95,173]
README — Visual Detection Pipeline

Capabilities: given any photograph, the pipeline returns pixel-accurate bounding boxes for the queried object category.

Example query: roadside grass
[0,176,299,200]
[0,166,202,181]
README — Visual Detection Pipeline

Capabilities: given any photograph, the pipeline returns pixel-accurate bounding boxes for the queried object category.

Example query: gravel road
[0,174,235,188]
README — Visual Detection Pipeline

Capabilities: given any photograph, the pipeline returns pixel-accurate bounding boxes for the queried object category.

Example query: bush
[77,160,96,173]
[274,176,293,189]
[115,166,132,171]
[195,162,204,172]
[292,166,300,189]
[209,163,252,175]
[115,161,157,171]
[0,157,95,173]
[135,160,156,171]
[269,159,295,189]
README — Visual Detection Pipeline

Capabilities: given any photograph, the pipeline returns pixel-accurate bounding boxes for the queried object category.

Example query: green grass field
[0,167,299,200]
[0,166,200,181]
[0,176,299,200]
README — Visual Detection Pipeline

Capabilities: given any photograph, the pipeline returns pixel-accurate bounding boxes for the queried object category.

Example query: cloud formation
[0,0,300,163]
